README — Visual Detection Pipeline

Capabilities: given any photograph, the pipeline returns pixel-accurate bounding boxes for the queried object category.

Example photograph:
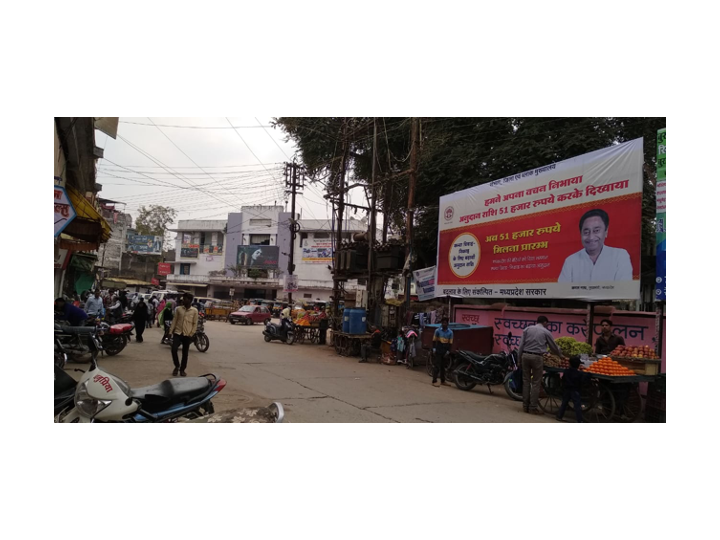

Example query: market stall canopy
[62,185,112,246]
[102,278,127,289]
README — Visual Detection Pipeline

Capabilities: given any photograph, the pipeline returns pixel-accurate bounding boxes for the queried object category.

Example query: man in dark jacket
[132,298,150,343]
[55,297,88,327]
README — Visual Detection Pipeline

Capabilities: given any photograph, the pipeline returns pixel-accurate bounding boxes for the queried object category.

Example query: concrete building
[166,219,228,298]
[96,200,132,275]
[163,207,369,303]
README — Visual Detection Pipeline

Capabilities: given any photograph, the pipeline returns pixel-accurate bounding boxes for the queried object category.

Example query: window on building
[304,293,312,299]
[170,264,175,274]
[182,233,192,244]
[250,234,270,245]
[180,264,191,275]
[314,233,330,240]
[200,232,207,246]
[249,219,272,228]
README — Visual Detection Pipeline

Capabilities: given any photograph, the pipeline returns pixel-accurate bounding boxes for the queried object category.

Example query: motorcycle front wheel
[286,330,294,344]
[453,361,477,391]
[264,334,272,342]
[194,333,210,352]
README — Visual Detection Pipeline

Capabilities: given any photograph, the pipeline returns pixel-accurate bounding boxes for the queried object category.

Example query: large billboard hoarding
[436,138,643,301]
[655,128,666,301]
[237,245,280,269]
[128,234,163,255]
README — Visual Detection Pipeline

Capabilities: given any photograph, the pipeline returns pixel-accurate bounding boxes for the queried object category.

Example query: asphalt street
[65,319,558,423]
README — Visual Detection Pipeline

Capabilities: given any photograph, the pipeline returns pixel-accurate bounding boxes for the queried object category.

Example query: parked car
[228,305,272,325]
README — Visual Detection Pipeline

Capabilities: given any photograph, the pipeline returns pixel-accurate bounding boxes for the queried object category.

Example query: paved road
[67,320,557,423]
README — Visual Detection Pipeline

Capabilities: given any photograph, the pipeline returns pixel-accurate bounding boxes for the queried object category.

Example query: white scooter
[59,330,226,423]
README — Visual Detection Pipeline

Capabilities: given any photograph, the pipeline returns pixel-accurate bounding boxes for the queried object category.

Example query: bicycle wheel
[583,382,616,423]
[426,351,435,377]
[538,373,562,415]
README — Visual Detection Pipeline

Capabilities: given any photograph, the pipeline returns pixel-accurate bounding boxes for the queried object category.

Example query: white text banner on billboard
[435,139,643,301]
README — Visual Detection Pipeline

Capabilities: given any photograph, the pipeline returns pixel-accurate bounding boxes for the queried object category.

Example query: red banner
[151,278,160,286]
[437,194,642,285]
[157,263,171,276]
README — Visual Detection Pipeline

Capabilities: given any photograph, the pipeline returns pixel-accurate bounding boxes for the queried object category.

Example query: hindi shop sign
[412,266,437,302]
[54,186,77,237]
[302,239,333,264]
[158,263,171,276]
[436,138,644,301]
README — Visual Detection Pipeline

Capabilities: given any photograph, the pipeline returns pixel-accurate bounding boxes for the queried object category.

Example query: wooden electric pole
[405,117,419,311]
[285,161,303,305]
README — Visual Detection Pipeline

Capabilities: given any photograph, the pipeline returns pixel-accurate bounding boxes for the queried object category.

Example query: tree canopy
[134,205,177,248]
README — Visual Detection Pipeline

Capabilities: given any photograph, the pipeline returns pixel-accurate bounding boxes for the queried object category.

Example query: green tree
[134,205,177,249]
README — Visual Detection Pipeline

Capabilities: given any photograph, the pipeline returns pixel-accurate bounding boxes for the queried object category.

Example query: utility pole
[284,161,303,305]
[405,117,419,312]
[332,119,349,323]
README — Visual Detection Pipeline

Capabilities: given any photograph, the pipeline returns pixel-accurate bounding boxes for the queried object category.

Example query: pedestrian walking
[168,293,198,377]
[431,316,453,387]
[518,315,566,415]
[132,298,150,343]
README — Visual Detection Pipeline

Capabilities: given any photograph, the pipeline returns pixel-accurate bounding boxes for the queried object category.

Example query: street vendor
[595,319,625,355]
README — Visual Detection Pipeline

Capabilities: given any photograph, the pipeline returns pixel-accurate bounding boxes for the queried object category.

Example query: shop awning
[167,283,208,288]
[63,186,112,244]
[102,278,127,289]
[119,278,154,287]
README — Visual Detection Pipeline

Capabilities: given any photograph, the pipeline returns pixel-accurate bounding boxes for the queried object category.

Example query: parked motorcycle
[452,332,520,399]
[263,318,294,345]
[85,315,133,354]
[58,331,226,423]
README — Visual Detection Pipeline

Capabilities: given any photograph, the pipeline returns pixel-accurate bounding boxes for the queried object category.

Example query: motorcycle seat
[56,325,96,335]
[460,350,488,362]
[130,377,212,412]
[110,323,133,334]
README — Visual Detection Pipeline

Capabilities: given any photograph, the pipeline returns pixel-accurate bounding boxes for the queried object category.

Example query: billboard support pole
[586,302,595,346]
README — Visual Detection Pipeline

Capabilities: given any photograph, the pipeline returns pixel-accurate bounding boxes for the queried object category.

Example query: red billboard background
[157,263,171,276]
[437,194,641,285]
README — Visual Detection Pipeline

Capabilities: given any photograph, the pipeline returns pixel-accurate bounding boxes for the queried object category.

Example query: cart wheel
[583,382,616,423]
[613,383,643,423]
[538,373,563,415]
[334,335,343,354]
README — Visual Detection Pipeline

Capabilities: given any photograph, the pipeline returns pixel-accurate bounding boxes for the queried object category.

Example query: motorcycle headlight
[75,381,112,419]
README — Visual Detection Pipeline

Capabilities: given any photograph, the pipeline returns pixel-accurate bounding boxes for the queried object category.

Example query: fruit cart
[539,358,658,422]
[292,311,327,344]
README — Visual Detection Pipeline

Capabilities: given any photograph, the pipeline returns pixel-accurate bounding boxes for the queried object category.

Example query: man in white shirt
[558,208,633,283]
[84,290,105,318]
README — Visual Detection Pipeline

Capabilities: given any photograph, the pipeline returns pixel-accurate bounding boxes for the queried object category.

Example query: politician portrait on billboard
[558,208,633,283]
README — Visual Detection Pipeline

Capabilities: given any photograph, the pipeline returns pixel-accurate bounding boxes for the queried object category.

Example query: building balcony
[166,274,212,285]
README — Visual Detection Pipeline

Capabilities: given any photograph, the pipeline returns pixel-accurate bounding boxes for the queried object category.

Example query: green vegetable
[570,341,593,356]
[554,337,577,357]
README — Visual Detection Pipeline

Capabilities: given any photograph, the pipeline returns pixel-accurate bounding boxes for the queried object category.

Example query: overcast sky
[96,117,368,230]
